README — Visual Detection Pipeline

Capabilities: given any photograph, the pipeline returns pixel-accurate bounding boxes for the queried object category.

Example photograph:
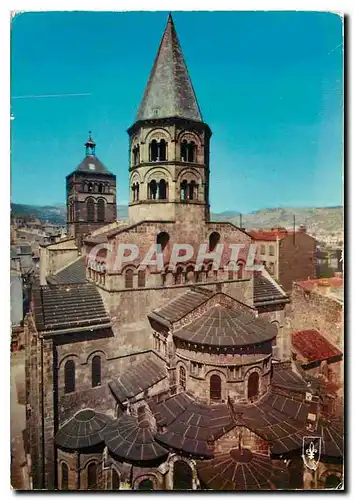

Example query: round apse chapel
[173,304,277,404]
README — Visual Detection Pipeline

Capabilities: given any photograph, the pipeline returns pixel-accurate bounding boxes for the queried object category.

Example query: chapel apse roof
[55,409,112,450]
[197,449,289,490]
[135,14,203,122]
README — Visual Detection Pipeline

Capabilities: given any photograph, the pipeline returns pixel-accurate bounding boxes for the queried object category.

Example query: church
[25,14,343,491]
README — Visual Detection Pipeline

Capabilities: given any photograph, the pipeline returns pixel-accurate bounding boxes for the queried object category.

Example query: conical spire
[136,13,202,122]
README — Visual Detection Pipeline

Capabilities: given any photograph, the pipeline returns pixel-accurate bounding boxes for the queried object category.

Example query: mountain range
[11,203,343,235]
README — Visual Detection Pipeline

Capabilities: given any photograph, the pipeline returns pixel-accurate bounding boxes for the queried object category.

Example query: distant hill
[11,203,343,235]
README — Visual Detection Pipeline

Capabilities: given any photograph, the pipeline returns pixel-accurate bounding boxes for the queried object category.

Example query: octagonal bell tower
[127,14,212,225]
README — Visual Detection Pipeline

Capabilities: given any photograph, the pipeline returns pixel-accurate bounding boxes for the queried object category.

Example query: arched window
[125,269,134,288]
[209,232,220,252]
[187,141,196,162]
[88,182,93,193]
[138,479,154,490]
[97,199,105,222]
[181,140,188,161]
[86,198,95,222]
[91,355,101,388]
[87,462,97,490]
[186,265,195,283]
[135,183,139,201]
[188,180,196,200]
[157,231,170,251]
[150,140,158,161]
[179,366,186,390]
[159,139,167,161]
[149,180,157,200]
[260,244,265,255]
[269,245,275,256]
[138,269,146,288]
[228,269,234,280]
[132,144,140,166]
[61,462,69,490]
[173,461,193,490]
[180,180,188,201]
[112,469,120,490]
[248,372,259,401]
[210,374,221,400]
[237,262,244,279]
[98,183,103,193]
[64,360,75,394]
[158,179,167,200]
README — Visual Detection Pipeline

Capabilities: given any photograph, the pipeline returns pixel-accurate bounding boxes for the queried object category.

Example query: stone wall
[279,233,316,292]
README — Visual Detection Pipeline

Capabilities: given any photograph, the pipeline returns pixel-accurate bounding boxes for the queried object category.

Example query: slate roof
[152,393,234,458]
[136,14,202,122]
[173,305,277,347]
[197,449,289,490]
[46,256,86,285]
[150,287,212,324]
[317,419,344,459]
[272,365,313,393]
[103,414,168,461]
[253,274,289,307]
[34,283,110,332]
[72,154,114,176]
[109,358,167,403]
[55,409,112,449]
[292,330,343,364]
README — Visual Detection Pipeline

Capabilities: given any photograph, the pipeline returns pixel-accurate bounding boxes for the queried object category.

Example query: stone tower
[127,14,212,225]
[66,132,117,244]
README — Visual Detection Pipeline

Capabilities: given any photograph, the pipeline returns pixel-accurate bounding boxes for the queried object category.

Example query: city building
[248,226,316,292]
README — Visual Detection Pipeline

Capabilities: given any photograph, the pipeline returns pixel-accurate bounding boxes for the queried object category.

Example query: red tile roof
[292,329,342,364]
[296,277,343,291]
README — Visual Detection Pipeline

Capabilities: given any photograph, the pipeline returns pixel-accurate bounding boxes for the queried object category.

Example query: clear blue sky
[11,11,343,213]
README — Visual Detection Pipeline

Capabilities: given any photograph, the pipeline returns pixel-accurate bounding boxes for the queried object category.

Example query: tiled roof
[296,277,344,291]
[292,330,342,364]
[46,256,86,285]
[253,274,289,307]
[272,365,312,393]
[173,305,276,347]
[150,287,212,324]
[109,358,167,403]
[136,14,202,122]
[317,419,344,458]
[248,230,290,241]
[103,414,168,461]
[55,409,112,449]
[33,283,110,332]
[152,393,234,458]
[73,154,114,176]
[197,449,289,490]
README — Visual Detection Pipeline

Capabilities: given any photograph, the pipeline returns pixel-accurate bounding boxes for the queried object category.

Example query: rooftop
[46,256,86,285]
[292,329,342,364]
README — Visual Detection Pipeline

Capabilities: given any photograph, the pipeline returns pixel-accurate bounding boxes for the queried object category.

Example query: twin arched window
[181,140,196,163]
[150,139,167,162]
[148,179,168,200]
[180,180,197,201]
[64,360,75,394]
[138,270,146,288]
[125,269,134,288]
[132,182,140,201]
